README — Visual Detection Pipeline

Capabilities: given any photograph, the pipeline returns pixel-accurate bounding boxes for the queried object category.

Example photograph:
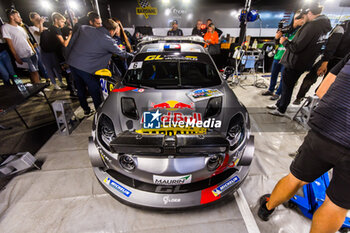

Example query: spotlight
[162,0,170,4]
[165,8,171,16]
[182,0,191,4]
[68,1,79,10]
[187,13,193,20]
[40,0,52,10]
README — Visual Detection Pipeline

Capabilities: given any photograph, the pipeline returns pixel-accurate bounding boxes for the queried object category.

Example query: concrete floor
[0,74,324,233]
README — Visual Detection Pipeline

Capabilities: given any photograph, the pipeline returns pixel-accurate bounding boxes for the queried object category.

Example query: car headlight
[207,153,224,171]
[97,114,116,151]
[119,154,137,171]
[226,114,245,151]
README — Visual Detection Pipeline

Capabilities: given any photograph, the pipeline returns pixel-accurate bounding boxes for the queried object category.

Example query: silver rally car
[88,36,254,209]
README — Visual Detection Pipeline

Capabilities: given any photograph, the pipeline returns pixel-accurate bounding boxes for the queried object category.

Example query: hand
[317,62,328,76]
[279,37,287,44]
[40,17,45,24]
[275,31,283,39]
[15,56,23,65]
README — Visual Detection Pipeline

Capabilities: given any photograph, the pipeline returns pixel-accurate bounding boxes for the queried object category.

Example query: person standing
[205,19,223,37]
[0,29,17,85]
[67,19,133,115]
[262,11,305,100]
[167,20,183,36]
[293,19,350,105]
[1,9,40,84]
[28,12,50,83]
[191,20,205,37]
[203,23,219,48]
[40,12,72,90]
[258,54,350,233]
[267,2,331,116]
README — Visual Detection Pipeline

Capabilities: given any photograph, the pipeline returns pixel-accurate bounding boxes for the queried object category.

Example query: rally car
[88,36,254,209]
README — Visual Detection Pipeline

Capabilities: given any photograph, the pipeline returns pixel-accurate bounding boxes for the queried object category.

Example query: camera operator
[267,2,331,116]
[67,19,133,116]
[262,10,305,100]
[293,19,350,105]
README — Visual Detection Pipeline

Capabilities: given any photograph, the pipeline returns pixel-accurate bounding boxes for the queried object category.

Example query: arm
[281,24,314,54]
[328,52,350,76]
[5,38,23,64]
[105,37,130,59]
[56,33,72,47]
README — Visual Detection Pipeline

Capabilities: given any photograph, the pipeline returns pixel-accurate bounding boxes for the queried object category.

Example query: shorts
[290,129,350,209]
[21,54,39,72]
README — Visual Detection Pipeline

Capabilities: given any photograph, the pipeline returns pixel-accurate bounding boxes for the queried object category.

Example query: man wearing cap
[267,2,331,116]
[167,20,183,36]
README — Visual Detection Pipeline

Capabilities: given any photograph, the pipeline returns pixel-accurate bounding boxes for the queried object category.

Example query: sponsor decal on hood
[104,177,132,197]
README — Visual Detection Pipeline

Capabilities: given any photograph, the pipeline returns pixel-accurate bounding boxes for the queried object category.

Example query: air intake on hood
[121,97,139,120]
[204,97,222,119]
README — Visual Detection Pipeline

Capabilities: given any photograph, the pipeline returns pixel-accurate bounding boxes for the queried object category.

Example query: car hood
[98,83,247,136]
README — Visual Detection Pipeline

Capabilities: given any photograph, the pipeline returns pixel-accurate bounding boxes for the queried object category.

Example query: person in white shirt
[1,9,39,84]
[28,12,50,84]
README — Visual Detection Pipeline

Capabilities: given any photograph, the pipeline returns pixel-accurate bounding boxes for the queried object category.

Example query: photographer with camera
[267,2,331,116]
[262,10,305,100]
[293,19,350,105]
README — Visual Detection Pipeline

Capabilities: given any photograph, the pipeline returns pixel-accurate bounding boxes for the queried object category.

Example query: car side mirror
[222,66,235,80]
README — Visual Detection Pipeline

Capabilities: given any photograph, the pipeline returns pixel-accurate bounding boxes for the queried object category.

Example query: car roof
[139,43,207,54]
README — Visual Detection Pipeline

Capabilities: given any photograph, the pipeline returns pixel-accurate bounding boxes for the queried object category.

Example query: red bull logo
[151,100,194,110]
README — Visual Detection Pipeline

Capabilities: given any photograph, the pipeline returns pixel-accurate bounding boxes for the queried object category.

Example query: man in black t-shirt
[191,20,205,37]
[167,20,183,36]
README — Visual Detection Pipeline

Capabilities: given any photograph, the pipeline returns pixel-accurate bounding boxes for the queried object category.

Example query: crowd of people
[0,9,133,115]
[0,2,350,232]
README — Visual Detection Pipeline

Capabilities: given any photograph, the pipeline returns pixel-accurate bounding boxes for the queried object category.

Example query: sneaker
[59,81,67,87]
[270,94,279,101]
[258,194,275,221]
[268,109,285,117]
[262,90,273,96]
[53,84,62,90]
[84,109,94,117]
[293,98,302,105]
[266,104,277,110]
[36,91,44,97]
[43,88,50,92]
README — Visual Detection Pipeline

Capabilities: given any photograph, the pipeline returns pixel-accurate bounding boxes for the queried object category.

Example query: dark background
[0,0,349,29]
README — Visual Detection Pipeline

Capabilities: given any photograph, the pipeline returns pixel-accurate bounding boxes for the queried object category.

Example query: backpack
[40,29,55,53]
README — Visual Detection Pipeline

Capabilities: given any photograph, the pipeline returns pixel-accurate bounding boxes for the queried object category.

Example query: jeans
[70,66,102,112]
[34,47,49,80]
[277,68,304,113]
[41,51,63,84]
[268,59,284,95]
[21,54,39,72]
[0,50,16,85]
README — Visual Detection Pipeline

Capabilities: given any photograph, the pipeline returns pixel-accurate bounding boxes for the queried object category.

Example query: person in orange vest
[203,23,218,48]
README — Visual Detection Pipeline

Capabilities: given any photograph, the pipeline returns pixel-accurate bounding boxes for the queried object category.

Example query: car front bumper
[88,136,254,209]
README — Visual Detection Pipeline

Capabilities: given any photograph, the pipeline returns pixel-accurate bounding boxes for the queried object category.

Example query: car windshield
[123,55,221,88]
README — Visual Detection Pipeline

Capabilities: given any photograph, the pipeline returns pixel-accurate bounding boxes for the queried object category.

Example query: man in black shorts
[258,53,350,233]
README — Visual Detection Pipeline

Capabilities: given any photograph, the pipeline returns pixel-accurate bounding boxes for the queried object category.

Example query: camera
[278,20,292,34]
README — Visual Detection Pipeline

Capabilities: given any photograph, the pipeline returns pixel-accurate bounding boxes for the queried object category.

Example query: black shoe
[262,90,273,96]
[293,98,302,105]
[258,194,275,221]
[270,94,279,101]
[84,109,94,117]
[70,91,78,97]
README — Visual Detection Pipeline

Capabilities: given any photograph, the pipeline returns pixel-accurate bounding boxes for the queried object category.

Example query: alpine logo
[163,196,181,205]
[153,174,192,185]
